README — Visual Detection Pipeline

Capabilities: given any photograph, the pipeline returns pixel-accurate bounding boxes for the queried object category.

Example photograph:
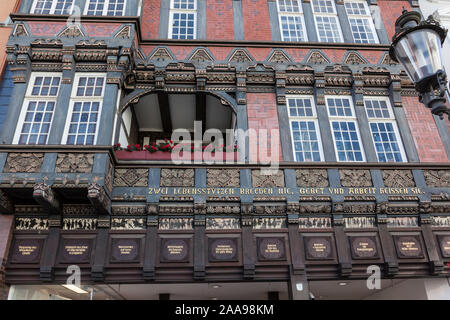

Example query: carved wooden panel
[252,170,284,187]
[382,170,415,187]
[206,169,240,187]
[160,169,194,187]
[114,168,149,187]
[55,153,94,173]
[3,153,44,173]
[339,170,372,187]
[423,170,450,187]
[296,169,328,187]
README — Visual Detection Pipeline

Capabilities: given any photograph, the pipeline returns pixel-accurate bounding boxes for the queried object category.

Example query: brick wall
[378,0,411,39]
[206,0,234,40]
[247,93,282,162]
[141,0,161,39]
[401,96,448,162]
[0,215,13,300]
[242,0,272,41]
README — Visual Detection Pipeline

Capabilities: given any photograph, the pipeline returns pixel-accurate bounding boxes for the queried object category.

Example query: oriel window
[31,0,74,15]
[62,74,106,145]
[14,73,61,145]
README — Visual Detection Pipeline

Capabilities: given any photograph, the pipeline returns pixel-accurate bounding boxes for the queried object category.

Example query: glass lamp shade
[392,28,444,84]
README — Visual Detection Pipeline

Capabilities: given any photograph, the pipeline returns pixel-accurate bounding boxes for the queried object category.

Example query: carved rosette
[296,169,329,187]
[339,170,372,187]
[3,153,44,173]
[160,169,194,187]
[423,170,450,187]
[382,170,415,187]
[206,169,240,187]
[55,153,94,173]
[114,168,149,187]
[252,170,285,187]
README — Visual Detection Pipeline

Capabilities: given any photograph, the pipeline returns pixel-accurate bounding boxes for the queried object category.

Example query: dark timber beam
[33,183,60,215]
[0,190,13,214]
[196,92,207,134]
[158,92,172,134]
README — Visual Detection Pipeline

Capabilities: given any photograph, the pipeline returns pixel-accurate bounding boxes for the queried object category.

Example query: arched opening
[117,92,237,150]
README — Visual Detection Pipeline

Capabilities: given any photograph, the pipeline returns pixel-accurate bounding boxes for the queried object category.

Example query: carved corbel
[196,69,207,91]
[389,73,403,107]
[314,72,325,105]
[236,71,247,105]
[33,183,60,215]
[275,71,286,105]
[87,183,111,215]
[155,69,166,90]
[353,72,365,107]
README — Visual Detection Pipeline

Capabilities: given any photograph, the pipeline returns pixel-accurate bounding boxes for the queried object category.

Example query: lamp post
[389,9,449,120]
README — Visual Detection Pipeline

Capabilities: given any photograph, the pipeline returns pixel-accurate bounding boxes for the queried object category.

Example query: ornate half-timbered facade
[0,0,450,300]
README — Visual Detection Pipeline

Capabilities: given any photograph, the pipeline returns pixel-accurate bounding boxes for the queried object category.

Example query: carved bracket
[33,183,60,215]
[88,183,111,216]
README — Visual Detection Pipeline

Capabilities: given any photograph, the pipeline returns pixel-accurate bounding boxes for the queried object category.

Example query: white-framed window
[276,0,308,42]
[364,97,407,162]
[344,1,379,44]
[311,0,343,42]
[31,0,74,15]
[62,74,106,145]
[169,0,197,39]
[85,0,126,16]
[287,96,324,162]
[13,73,61,145]
[326,96,365,162]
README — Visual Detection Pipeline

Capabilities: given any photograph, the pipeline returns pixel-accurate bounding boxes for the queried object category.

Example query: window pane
[280,15,306,42]
[18,100,54,145]
[171,11,196,39]
[315,16,342,42]
[66,101,100,145]
[290,120,322,162]
[369,121,404,162]
[278,0,302,13]
[75,76,105,97]
[330,121,364,162]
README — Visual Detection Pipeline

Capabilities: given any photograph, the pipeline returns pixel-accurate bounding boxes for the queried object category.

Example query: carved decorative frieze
[150,48,173,61]
[423,170,450,187]
[298,217,332,229]
[387,217,418,228]
[160,169,194,187]
[111,206,146,215]
[252,170,284,187]
[253,217,286,229]
[296,169,329,187]
[431,216,450,227]
[382,170,415,187]
[111,218,145,230]
[13,23,29,37]
[15,217,49,230]
[299,204,332,214]
[114,168,149,187]
[3,153,44,173]
[206,217,240,229]
[206,205,241,214]
[55,153,94,173]
[63,218,97,230]
[115,25,131,38]
[63,205,96,216]
[206,169,240,187]
[339,170,372,187]
[158,204,194,214]
[159,217,193,230]
[344,217,376,228]
[342,203,376,213]
[253,204,287,215]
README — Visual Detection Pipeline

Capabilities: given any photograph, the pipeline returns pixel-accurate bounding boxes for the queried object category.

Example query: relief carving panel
[160,169,194,187]
[423,170,450,187]
[296,169,329,187]
[3,153,44,173]
[252,170,284,187]
[339,170,372,187]
[114,168,149,187]
[382,170,415,187]
[55,153,94,173]
[206,169,240,187]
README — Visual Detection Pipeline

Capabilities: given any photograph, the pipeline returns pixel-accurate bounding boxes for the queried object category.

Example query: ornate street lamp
[390,10,449,120]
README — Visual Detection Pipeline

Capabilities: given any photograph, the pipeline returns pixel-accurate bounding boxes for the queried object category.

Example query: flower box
[115,150,239,161]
